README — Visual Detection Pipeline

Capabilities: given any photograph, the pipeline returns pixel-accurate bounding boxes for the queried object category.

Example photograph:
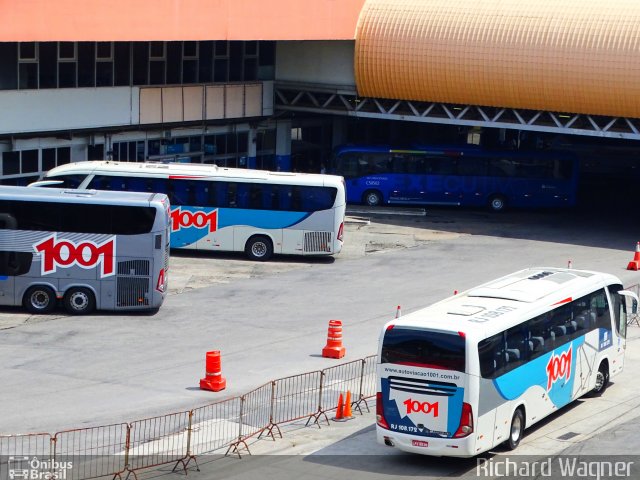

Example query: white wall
[276,41,356,88]
[0,87,139,135]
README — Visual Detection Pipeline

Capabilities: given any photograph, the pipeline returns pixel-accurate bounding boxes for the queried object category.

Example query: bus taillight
[376,392,390,429]
[337,222,344,242]
[453,402,473,438]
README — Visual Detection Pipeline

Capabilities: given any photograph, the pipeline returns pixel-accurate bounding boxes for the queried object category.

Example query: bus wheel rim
[511,416,522,442]
[32,291,50,309]
[70,292,89,310]
[595,371,604,391]
[252,242,266,257]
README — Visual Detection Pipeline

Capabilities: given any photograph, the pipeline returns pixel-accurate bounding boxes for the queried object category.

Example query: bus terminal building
[2,0,640,187]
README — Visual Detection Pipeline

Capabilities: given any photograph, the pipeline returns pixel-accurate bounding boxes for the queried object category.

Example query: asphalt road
[1,205,639,444]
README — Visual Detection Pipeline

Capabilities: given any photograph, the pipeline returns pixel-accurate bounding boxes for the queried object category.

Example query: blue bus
[332,145,579,211]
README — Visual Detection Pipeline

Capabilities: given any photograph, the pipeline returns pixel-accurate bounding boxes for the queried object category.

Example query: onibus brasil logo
[33,234,116,278]
[8,456,73,480]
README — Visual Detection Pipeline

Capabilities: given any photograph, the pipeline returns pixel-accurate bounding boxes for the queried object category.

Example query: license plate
[412,440,429,447]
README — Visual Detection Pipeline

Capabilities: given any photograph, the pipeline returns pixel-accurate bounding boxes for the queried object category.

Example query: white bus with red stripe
[0,186,170,315]
[376,267,637,457]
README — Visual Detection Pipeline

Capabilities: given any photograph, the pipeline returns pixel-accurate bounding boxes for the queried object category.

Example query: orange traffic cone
[333,393,346,422]
[199,350,227,392]
[343,390,354,419]
[628,242,640,271]
[395,305,402,318]
[322,320,346,359]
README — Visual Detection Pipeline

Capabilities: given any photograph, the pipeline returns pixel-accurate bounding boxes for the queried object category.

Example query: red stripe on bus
[551,297,572,306]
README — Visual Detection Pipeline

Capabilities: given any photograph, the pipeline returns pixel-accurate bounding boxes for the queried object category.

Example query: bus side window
[227,183,238,208]
[127,178,146,193]
[279,185,293,210]
[88,175,110,190]
[505,327,528,369]
[170,180,189,206]
[478,332,507,379]
[249,185,262,209]
[193,181,209,206]
[236,184,249,209]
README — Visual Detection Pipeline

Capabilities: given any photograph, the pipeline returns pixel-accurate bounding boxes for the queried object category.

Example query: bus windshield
[381,326,466,372]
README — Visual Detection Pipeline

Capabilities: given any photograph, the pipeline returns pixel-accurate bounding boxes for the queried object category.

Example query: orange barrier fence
[0,355,378,480]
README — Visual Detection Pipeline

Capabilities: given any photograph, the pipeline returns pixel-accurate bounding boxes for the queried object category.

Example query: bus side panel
[0,274,14,306]
[490,337,586,443]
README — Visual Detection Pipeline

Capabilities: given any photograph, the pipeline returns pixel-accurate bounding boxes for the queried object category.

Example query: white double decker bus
[34,161,346,261]
[376,267,638,457]
[0,186,170,315]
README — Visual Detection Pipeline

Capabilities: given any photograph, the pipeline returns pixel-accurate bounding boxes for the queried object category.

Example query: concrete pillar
[247,126,258,169]
[275,119,292,171]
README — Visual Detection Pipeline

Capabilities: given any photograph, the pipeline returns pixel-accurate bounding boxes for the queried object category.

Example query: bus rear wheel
[506,408,525,450]
[245,236,273,261]
[488,194,507,212]
[24,286,57,314]
[64,287,96,315]
[363,190,383,207]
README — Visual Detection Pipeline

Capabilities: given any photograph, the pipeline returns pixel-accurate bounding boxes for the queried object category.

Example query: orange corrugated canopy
[0,0,366,41]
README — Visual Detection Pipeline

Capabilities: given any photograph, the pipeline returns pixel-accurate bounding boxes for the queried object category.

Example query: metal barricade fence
[237,382,274,445]
[1,354,378,480]
[360,355,377,399]
[625,283,640,326]
[272,371,322,427]
[126,411,191,475]
[0,433,53,480]
[319,359,365,416]
[189,397,241,456]
[53,424,128,480]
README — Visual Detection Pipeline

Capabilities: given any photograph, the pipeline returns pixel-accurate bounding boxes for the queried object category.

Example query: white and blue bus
[332,144,579,211]
[376,267,637,457]
[33,161,346,261]
[0,186,170,315]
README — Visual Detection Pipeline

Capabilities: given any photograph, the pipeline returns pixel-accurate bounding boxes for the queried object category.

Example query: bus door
[612,289,638,373]
[422,155,460,206]
[378,327,470,448]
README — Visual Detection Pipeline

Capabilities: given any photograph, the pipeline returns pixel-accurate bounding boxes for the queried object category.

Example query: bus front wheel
[363,190,383,207]
[506,408,525,450]
[592,361,609,395]
[488,194,507,212]
[64,287,96,315]
[246,236,273,261]
[24,286,57,314]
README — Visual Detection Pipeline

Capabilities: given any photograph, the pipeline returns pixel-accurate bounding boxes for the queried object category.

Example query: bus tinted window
[0,200,156,235]
[478,288,615,379]
[381,327,465,372]
[40,174,87,188]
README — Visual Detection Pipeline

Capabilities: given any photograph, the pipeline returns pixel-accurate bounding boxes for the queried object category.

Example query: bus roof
[388,267,621,341]
[3,185,166,207]
[44,161,345,187]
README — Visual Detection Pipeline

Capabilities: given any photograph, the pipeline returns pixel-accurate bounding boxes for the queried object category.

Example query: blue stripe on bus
[0,276,7,281]
[170,207,311,248]
[493,337,585,409]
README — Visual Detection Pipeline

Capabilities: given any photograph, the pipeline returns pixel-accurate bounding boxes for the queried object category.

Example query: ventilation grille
[304,231,332,253]
[117,260,150,276]
[117,277,150,307]
[116,259,150,307]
